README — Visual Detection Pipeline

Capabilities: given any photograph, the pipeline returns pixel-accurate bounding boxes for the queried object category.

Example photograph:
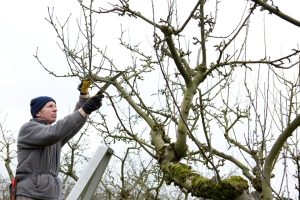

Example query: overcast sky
[1,2,300,196]
[0,0,82,129]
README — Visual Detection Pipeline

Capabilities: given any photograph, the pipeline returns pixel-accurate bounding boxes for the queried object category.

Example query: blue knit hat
[30,96,56,117]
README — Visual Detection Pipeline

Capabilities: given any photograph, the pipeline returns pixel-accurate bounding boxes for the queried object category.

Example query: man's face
[36,101,57,124]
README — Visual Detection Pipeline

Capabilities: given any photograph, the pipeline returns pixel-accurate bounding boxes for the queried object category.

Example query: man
[14,81,103,200]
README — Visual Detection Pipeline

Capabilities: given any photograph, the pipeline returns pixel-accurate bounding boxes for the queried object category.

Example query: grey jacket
[16,97,88,200]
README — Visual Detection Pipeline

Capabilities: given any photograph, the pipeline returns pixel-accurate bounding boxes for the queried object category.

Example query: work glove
[82,91,104,114]
[78,79,92,95]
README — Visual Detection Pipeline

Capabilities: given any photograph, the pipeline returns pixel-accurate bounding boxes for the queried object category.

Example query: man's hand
[78,80,92,95]
[81,92,104,114]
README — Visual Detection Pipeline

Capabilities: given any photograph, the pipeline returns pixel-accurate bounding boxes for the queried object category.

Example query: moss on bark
[163,162,249,200]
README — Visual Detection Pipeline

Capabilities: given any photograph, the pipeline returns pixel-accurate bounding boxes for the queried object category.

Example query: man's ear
[35,111,41,118]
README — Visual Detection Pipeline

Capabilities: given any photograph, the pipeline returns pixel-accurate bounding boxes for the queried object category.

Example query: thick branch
[263,114,300,199]
[251,0,300,27]
[162,162,249,200]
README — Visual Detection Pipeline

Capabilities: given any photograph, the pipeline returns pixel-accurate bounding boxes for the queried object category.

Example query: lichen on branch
[162,162,248,200]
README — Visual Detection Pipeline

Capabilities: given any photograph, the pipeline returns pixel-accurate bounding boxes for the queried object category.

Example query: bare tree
[59,124,92,196]
[97,147,173,200]
[0,114,16,199]
[0,114,16,180]
[0,177,10,200]
[32,0,300,199]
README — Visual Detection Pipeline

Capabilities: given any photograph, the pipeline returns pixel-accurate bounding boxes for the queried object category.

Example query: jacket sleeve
[61,96,89,145]
[18,111,86,147]
[74,95,87,111]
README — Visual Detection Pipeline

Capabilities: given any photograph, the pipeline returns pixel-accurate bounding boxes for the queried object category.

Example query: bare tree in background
[20,0,300,199]
[96,147,177,200]
[0,114,15,180]
[59,125,92,196]
[0,114,16,199]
